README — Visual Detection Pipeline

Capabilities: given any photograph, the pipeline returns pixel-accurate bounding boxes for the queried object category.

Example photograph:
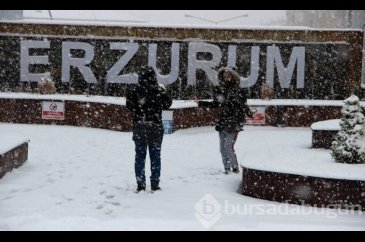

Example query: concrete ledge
[0,141,29,179]
[311,120,340,149]
[241,166,365,211]
[312,130,338,149]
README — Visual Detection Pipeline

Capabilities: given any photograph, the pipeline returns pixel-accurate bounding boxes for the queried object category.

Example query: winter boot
[232,168,240,174]
[151,184,161,191]
[224,168,231,175]
[136,184,146,192]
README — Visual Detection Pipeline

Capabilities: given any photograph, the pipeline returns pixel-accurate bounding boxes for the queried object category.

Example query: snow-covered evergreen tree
[331,95,365,164]
[357,118,365,162]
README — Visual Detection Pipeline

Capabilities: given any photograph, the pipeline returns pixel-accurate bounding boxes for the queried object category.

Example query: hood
[138,66,158,87]
[217,67,240,89]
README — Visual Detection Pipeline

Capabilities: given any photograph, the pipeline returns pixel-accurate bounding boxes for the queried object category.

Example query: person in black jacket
[197,67,253,174]
[126,66,172,192]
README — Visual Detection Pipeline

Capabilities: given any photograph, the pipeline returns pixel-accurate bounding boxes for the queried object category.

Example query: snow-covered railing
[0,92,364,108]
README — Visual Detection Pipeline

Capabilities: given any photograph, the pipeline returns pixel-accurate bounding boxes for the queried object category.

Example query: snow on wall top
[0,136,29,155]
[248,99,365,107]
[0,93,364,109]
[0,92,196,109]
[311,119,340,131]
[241,152,365,181]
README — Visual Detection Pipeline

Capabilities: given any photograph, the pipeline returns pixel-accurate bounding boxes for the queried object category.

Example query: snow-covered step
[311,119,340,149]
[0,136,30,179]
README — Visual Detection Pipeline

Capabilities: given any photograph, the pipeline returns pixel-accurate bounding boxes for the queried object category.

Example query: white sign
[20,40,306,88]
[245,107,265,125]
[42,101,65,120]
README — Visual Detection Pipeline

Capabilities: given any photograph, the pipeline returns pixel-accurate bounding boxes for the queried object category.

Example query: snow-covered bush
[357,121,365,162]
[37,77,56,94]
[331,95,365,164]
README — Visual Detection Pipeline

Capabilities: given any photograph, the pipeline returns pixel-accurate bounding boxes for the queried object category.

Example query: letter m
[266,46,305,89]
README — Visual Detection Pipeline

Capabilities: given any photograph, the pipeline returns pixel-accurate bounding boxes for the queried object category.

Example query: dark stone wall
[312,130,339,149]
[242,166,365,211]
[0,98,133,131]
[1,98,348,132]
[0,142,28,179]
[265,106,342,127]
[0,98,220,132]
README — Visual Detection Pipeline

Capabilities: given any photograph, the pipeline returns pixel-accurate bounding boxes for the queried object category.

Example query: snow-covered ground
[0,123,364,230]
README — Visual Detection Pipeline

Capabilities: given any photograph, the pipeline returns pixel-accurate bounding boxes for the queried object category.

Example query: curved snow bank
[242,150,365,181]
[240,127,365,181]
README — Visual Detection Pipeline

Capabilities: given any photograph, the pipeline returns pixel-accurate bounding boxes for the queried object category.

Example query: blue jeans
[135,142,162,187]
[219,132,239,170]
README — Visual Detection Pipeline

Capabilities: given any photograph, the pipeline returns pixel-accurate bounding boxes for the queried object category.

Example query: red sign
[42,101,65,120]
[245,107,265,125]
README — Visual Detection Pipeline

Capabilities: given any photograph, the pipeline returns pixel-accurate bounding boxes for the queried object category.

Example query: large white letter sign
[148,43,180,85]
[62,42,97,83]
[228,45,260,88]
[20,40,50,82]
[266,46,305,88]
[107,42,139,84]
[187,42,222,86]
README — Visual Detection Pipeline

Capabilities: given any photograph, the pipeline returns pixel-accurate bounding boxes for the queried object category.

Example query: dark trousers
[135,142,162,187]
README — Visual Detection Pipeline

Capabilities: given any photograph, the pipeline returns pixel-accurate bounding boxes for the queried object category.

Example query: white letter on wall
[62,41,96,83]
[228,45,260,88]
[148,43,180,85]
[266,46,305,88]
[20,40,50,82]
[188,42,222,86]
[107,42,139,84]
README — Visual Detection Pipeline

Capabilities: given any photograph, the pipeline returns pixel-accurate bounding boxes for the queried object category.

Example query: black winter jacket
[198,67,252,132]
[126,66,172,144]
